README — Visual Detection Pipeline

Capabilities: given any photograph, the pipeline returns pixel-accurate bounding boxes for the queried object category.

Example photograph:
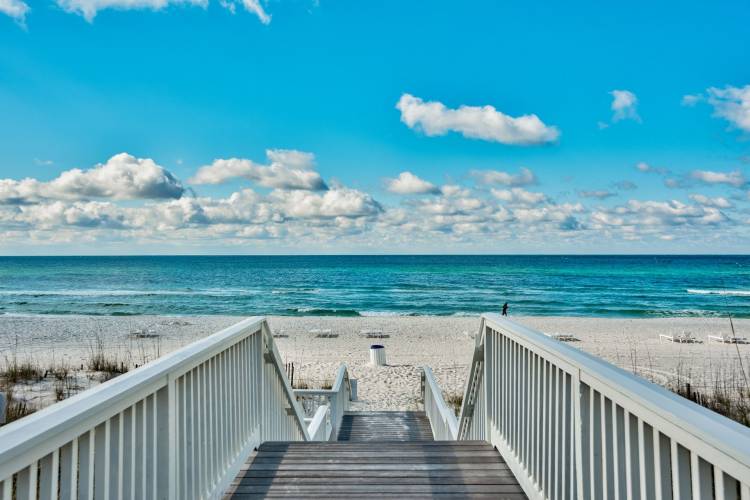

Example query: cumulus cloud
[396,94,559,145]
[689,194,733,208]
[0,153,184,204]
[190,149,327,191]
[578,190,616,199]
[270,187,382,219]
[690,169,746,188]
[0,0,29,21]
[491,187,547,205]
[2,158,746,250]
[470,167,536,186]
[385,172,440,195]
[610,90,640,123]
[592,199,727,230]
[54,0,269,22]
[705,85,750,133]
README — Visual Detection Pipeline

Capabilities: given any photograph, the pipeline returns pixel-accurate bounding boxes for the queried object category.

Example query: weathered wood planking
[225,411,527,499]
[337,411,434,441]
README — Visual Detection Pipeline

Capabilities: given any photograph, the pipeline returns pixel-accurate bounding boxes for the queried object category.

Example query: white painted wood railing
[294,364,352,441]
[420,367,458,440]
[0,317,308,500]
[458,313,750,500]
[305,405,332,441]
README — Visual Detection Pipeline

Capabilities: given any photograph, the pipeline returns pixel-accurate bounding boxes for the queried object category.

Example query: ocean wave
[687,289,750,297]
[358,311,421,317]
[287,308,361,316]
[0,288,262,297]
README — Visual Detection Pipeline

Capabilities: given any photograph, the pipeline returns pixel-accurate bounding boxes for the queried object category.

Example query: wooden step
[337,411,434,441]
[226,439,527,499]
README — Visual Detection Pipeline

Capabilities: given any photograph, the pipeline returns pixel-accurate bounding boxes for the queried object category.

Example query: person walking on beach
[502,302,508,316]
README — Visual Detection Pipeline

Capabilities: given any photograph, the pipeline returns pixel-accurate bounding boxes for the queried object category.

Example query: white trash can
[369,344,386,366]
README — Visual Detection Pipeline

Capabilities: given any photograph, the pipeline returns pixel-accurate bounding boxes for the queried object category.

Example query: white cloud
[689,194,733,208]
[2,159,747,250]
[635,162,668,175]
[681,94,703,107]
[0,153,184,204]
[270,187,382,219]
[470,167,537,186]
[56,0,206,22]
[440,185,470,197]
[596,199,728,228]
[396,94,559,145]
[385,172,440,195]
[610,90,640,122]
[578,190,616,199]
[690,169,746,188]
[706,85,750,132]
[0,0,29,22]
[190,149,327,191]
[54,0,269,22]
[491,187,547,205]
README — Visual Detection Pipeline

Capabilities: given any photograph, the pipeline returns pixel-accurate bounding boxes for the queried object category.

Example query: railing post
[573,370,585,500]
[420,368,425,403]
[156,379,176,500]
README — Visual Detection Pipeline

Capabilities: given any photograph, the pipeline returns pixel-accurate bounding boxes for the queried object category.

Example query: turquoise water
[0,255,749,317]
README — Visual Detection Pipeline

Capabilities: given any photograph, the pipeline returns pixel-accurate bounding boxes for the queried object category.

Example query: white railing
[0,317,308,500]
[421,367,458,440]
[305,405,333,441]
[458,313,750,500]
[294,364,352,440]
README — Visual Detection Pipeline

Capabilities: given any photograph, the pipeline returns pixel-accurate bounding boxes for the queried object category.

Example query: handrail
[259,320,310,440]
[457,314,487,441]
[420,367,458,440]
[0,317,308,500]
[457,313,750,499]
[294,364,352,440]
[306,405,332,441]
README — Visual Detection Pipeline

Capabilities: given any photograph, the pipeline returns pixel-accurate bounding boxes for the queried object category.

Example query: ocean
[0,255,748,318]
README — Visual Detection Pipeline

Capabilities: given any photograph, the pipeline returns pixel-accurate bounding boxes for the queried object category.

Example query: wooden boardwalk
[227,411,527,499]
[337,411,434,441]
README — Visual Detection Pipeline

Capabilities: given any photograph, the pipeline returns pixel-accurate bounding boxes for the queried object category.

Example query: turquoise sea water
[0,256,749,318]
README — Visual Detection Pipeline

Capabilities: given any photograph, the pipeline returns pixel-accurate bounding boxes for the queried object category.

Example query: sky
[1,0,749,254]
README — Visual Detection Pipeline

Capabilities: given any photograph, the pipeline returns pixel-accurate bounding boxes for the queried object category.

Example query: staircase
[226,412,527,499]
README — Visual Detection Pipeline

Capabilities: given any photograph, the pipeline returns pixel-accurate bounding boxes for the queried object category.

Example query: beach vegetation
[293,378,310,390]
[670,359,750,427]
[1,359,43,384]
[87,333,129,381]
[445,392,463,416]
[3,387,36,424]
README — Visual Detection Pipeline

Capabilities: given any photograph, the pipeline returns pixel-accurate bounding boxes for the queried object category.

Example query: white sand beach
[1,314,749,413]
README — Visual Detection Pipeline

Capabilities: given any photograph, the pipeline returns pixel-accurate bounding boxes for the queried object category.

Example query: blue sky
[1,0,749,254]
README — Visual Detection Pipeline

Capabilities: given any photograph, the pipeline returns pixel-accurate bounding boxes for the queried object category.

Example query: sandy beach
[1,314,749,414]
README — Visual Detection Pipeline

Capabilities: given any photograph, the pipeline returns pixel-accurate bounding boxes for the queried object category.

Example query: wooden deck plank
[225,412,527,499]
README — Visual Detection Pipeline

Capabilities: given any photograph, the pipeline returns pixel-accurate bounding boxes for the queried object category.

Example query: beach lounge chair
[544,332,578,342]
[659,332,700,343]
[360,329,390,339]
[310,328,337,338]
[707,333,749,344]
